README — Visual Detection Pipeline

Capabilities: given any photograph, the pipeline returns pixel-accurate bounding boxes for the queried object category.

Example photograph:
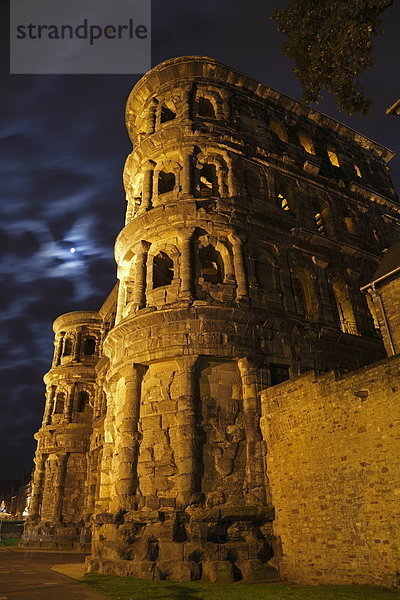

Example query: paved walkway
[0,549,107,600]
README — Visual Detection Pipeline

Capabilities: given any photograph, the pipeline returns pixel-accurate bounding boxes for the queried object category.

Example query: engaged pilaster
[238,357,266,505]
[133,241,150,309]
[229,234,249,301]
[174,355,199,507]
[179,230,194,301]
[110,364,145,512]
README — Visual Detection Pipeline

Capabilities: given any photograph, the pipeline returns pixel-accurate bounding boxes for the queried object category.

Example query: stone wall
[199,359,246,506]
[261,355,400,587]
[373,277,400,356]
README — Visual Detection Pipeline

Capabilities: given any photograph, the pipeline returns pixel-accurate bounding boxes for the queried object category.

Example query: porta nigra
[23,57,400,588]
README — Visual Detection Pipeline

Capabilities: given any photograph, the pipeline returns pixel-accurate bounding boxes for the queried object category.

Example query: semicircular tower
[24,311,103,548]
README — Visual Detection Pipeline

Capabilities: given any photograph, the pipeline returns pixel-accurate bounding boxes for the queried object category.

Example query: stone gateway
[23,57,400,587]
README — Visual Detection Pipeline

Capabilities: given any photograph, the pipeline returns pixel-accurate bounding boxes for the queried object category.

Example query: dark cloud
[0,0,399,478]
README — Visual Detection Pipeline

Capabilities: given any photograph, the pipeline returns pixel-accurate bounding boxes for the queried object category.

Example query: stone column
[110,365,145,512]
[181,150,193,196]
[229,234,248,301]
[175,355,199,507]
[133,241,150,309]
[94,376,105,420]
[145,101,157,134]
[152,169,160,200]
[227,156,238,197]
[27,452,47,521]
[220,90,230,121]
[53,453,68,521]
[53,333,64,367]
[43,385,55,425]
[73,328,82,362]
[238,358,266,505]
[181,86,192,121]
[141,169,153,210]
[217,165,229,197]
[115,271,126,324]
[179,230,194,301]
[96,383,116,513]
[64,383,76,421]
[82,450,93,518]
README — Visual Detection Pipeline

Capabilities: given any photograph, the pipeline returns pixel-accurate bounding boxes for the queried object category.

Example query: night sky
[1,1,399,480]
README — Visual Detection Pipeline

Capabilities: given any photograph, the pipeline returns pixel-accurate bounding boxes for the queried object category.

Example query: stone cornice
[53,311,102,333]
[126,56,395,163]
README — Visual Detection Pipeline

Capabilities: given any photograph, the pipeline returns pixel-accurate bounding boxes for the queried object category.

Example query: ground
[85,575,400,600]
[0,548,399,600]
[0,549,106,600]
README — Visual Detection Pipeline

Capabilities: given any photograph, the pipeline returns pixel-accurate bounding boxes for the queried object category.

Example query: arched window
[331,278,358,335]
[245,169,263,199]
[314,211,325,234]
[312,199,334,237]
[158,171,175,194]
[298,132,315,155]
[63,337,73,357]
[198,244,223,284]
[160,100,176,124]
[274,174,294,212]
[153,252,174,288]
[198,163,219,196]
[293,269,318,319]
[344,215,358,236]
[76,391,89,413]
[198,97,216,118]
[255,253,279,291]
[270,119,288,142]
[327,147,340,167]
[83,336,96,355]
[53,392,65,414]
[277,193,290,211]
[294,275,307,315]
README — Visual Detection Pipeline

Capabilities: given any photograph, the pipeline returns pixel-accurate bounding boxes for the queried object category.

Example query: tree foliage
[271,0,393,115]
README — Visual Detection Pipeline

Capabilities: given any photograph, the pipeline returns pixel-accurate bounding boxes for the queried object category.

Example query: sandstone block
[202,560,235,583]
[236,559,279,582]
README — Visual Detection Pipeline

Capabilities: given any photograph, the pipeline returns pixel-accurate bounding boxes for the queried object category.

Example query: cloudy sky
[1,0,399,479]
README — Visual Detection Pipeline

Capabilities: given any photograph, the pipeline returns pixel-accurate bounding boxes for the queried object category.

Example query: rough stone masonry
[23,56,400,586]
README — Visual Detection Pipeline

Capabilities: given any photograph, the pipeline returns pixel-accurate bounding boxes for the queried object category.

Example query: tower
[24,57,400,583]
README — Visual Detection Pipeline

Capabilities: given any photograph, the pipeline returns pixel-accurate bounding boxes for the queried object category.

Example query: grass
[0,538,20,547]
[85,574,400,600]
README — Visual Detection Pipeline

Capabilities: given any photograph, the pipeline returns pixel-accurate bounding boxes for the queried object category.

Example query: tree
[271,0,393,115]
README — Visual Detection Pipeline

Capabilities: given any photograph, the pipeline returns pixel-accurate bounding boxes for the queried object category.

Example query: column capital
[179,228,195,242]
[228,232,247,245]
[117,363,147,383]
[178,354,199,371]
[142,158,156,169]
[237,357,260,375]
[133,240,151,254]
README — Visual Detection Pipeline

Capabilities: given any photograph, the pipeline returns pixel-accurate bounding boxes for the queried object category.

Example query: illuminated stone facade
[24,57,400,585]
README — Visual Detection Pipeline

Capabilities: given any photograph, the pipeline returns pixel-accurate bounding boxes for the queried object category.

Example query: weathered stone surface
[202,560,235,583]
[261,358,400,588]
[24,56,400,587]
